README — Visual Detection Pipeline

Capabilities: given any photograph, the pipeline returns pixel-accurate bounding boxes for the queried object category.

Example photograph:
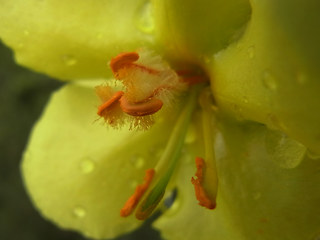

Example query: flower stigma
[95,49,218,220]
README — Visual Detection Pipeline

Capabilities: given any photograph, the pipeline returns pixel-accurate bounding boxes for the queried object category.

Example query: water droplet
[233,104,244,120]
[96,33,103,39]
[80,158,95,174]
[247,46,255,59]
[130,155,145,169]
[61,55,77,66]
[24,30,30,36]
[297,72,308,85]
[73,206,86,218]
[130,180,138,189]
[135,1,154,34]
[266,130,306,169]
[307,149,320,160]
[262,70,277,91]
[17,43,24,49]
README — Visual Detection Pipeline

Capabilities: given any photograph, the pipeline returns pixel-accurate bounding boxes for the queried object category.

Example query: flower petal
[155,115,320,240]
[152,0,251,60]
[210,0,320,156]
[22,80,175,239]
[0,0,155,80]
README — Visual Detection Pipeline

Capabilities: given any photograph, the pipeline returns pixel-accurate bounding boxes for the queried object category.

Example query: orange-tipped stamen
[191,157,216,209]
[97,91,124,116]
[120,168,155,217]
[120,96,163,116]
[110,52,140,75]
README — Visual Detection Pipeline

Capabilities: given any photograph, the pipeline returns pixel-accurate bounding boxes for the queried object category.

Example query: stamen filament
[120,169,155,217]
[135,84,205,220]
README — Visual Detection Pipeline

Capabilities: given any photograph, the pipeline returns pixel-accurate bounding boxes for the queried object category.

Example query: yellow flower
[1,0,320,240]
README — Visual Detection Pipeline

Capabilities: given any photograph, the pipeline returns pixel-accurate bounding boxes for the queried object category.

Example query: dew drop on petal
[23,30,30,36]
[135,1,154,34]
[61,55,77,66]
[17,43,24,49]
[80,158,95,174]
[96,33,103,39]
[247,46,255,59]
[232,104,244,120]
[130,180,138,189]
[266,130,306,169]
[262,70,277,91]
[73,206,86,218]
[130,155,145,169]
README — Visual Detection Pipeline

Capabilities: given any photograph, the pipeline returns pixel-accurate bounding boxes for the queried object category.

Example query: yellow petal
[0,0,155,80]
[210,0,320,156]
[155,115,320,240]
[152,0,251,61]
[22,80,176,239]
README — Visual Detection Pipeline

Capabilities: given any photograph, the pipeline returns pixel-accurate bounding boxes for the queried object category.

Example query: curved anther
[97,91,124,116]
[110,52,139,75]
[119,96,163,116]
[191,157,216,210]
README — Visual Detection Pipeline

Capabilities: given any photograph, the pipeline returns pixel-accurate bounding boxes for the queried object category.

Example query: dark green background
[0,41,162,240]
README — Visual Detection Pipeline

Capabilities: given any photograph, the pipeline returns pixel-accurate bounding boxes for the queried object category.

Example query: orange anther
[97,91,124,116]
[119,96,163,116]
[110,52,139,75]
[191,157,216,209]
[120,169,155,217]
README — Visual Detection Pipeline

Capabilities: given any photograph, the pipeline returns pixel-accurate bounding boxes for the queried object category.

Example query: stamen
[191,87,218,209]
[120,96,163,116]
[97,91,124,116]
[135,84,205,220]
[120,168,155,217]
[110,52,139,76]
[191,157,216,209]
[96,49,190,130]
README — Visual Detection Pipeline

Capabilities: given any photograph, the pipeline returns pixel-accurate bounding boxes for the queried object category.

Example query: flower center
[95,49,218,220]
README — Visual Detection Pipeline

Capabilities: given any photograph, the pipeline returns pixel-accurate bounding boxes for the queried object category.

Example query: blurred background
[0,41,162,240]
